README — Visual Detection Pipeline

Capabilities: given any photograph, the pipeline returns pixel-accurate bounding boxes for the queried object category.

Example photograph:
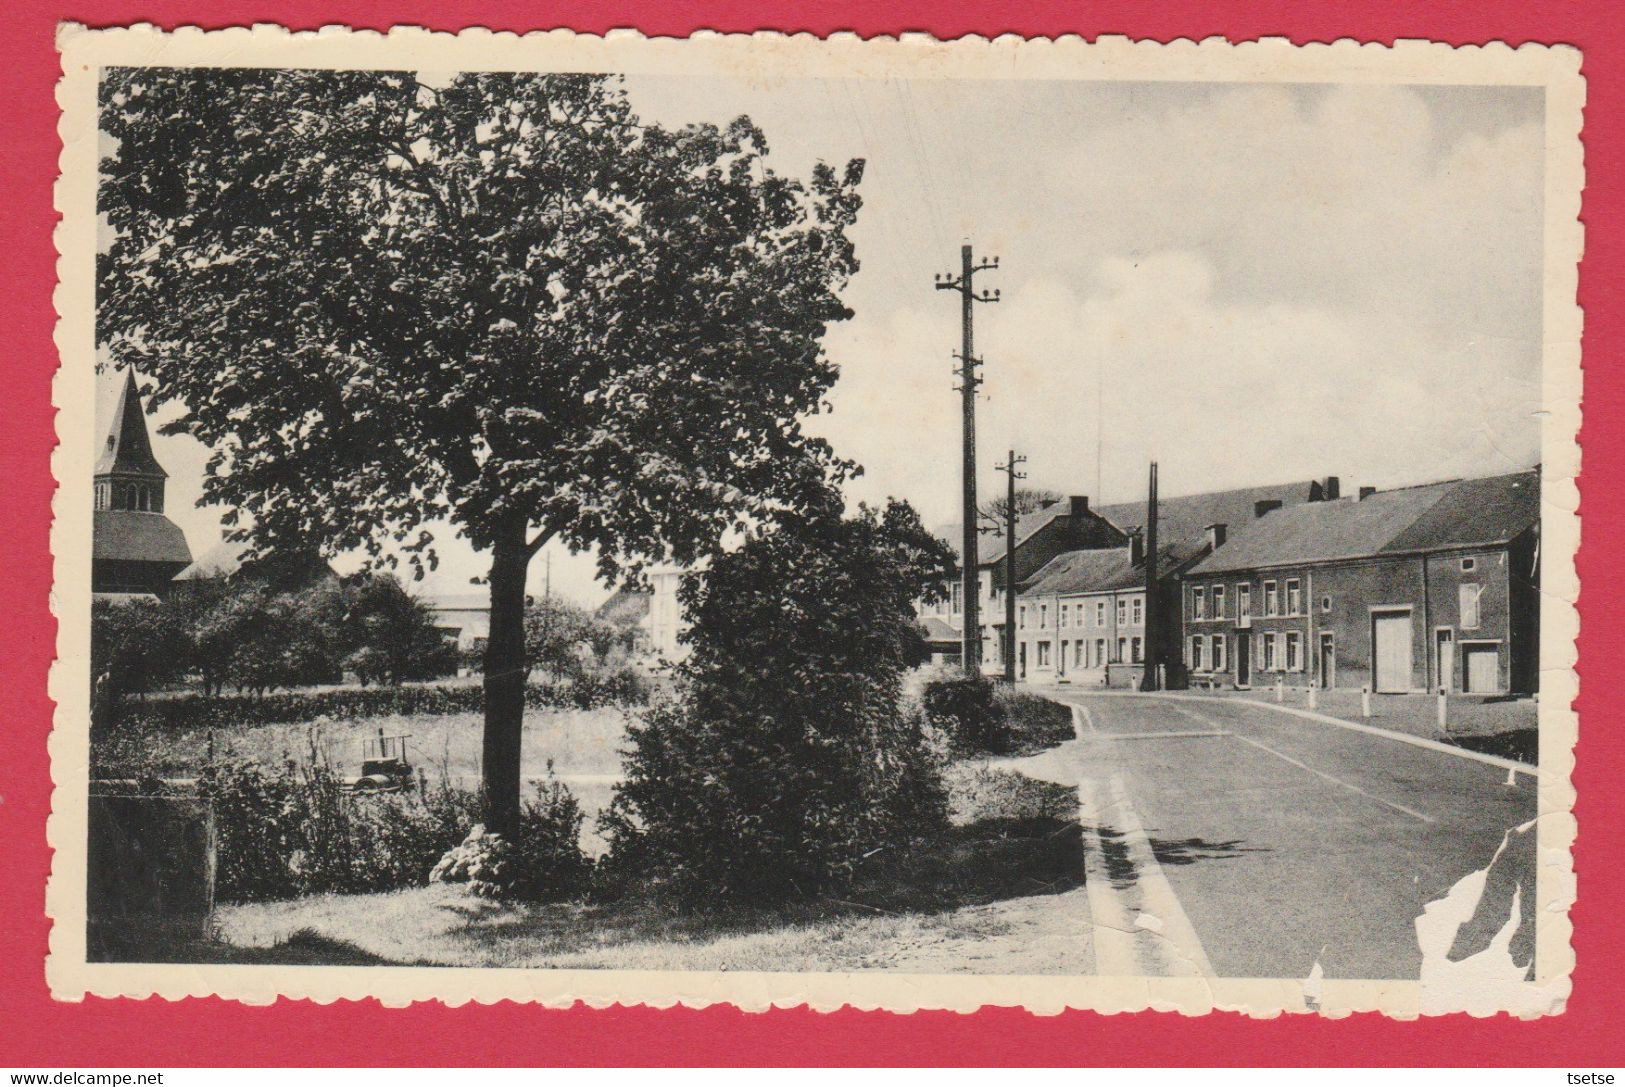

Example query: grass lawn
[204,762,1095,974]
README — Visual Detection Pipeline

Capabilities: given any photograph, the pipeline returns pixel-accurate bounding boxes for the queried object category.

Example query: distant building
[645,564,691,662]
[1182,469,1540,695]
[421,591,494,655]
[171,538,339,594]
[92,369,192,598]
[1014,546,1147,686]
[921,496,1126,673]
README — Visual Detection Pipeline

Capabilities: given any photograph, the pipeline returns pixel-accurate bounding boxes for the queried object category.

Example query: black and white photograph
[49,28,1581,1016]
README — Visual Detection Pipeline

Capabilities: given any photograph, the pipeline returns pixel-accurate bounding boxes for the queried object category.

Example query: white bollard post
[1275,676,1284,703]
[1307,685,1317,710]
[1361,685,1371,718]
[1437,688,1448,730]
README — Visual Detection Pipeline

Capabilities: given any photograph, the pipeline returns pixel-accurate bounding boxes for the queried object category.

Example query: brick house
[1011,477,1333,687]
[919,496,1125,672]
[1180,469,1540,695]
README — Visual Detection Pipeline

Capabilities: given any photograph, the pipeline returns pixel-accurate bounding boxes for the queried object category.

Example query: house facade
[1014,547,1148,686]
[918,495,1126,673]
[1181,470,1540,695]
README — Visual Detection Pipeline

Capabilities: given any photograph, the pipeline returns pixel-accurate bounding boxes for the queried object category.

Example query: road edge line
[1048,690,1538,779]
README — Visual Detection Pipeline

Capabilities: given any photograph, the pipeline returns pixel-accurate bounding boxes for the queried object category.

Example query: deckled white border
[48,24,1583,1017]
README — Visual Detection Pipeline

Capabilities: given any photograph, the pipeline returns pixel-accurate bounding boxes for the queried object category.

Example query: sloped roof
[94,369,167,479]
[1095,479,1322,568]
[93,509,192,565]
[1188,470,1538,575]
[934,505,1070,568]
[1382,469,1540,554]
[596,585,652,625]
[1021,547,1139,596]
[172,539,337,584]
[920,615,961,642]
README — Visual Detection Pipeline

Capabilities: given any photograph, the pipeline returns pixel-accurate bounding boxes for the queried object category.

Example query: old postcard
[49,26,1581,1016]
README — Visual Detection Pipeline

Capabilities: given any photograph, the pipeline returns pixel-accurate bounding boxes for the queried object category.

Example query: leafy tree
[977,488,1063,528]
[601,500,955,902]
[90,598,189,722]
[99,70,865,831]
[344,574,456,684]
[522,596,592,682]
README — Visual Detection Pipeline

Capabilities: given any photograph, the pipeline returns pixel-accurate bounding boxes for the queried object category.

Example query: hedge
[110,671,650,732]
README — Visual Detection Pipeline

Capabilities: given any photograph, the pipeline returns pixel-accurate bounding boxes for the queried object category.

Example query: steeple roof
[95,368,167,479]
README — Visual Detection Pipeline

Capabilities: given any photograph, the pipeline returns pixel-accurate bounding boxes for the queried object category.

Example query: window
[1211,634,1227,672]
[1238,584,1252,619]
[1074,641,1084,668]
[1060,604,1069,629]
[1131,636,1143,664]
[1321,595,1332,613]
[1286,631,1302,671]
[1286,579,1301,616]
[1460,583,1483,629]
[1018,605,1026,630]
[1037,641,1051,667]
[1094,638,1106,667]
[1190,636,1204,670]
[1264,580,1279,617]
[1040,604,1048,629]
[1212,585,1226,620]
[1117,598,1127,626]
[1131,596,1143,626]
[1461,557,1477,572]
[1117,637,1127,663]
[1193,586,1206,621]
[951,582,962,616]
[1264,633,1278,671]
[1095,601,1106,627]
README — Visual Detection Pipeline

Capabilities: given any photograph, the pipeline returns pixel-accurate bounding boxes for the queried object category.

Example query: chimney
[1205,522,1228,551]
[1359,486,1377,500]
[1069,495,1089,518]
[1254,499,1283,519]
[1324,476,1341,500]
[1309,481,1324,502]
[1128,528,1145,567]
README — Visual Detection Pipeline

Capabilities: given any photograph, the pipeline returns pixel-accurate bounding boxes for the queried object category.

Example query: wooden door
[1236,635,1251,686]
[1318,633,1335,688]
[1464,645,1500,694]
[1373,611,1413,693]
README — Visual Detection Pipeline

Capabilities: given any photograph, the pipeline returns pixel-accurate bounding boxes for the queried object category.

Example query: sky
[98,74,1546,609]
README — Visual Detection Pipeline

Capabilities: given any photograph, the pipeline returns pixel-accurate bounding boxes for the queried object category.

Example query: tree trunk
[481,518,530,836]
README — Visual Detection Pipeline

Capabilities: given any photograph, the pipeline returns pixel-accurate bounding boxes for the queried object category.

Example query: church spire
[94,368,168,514]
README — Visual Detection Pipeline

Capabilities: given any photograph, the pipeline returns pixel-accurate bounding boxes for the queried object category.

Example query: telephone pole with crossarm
[936,244,1000,676]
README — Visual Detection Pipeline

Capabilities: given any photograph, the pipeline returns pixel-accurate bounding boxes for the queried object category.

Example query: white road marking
[1104,774,1217,978]
[1097,729,1232,742]
[1047,689,1539,779]
[1076,777,1142,976]
[1158,697,1439,824]
[1230,733,1438,825]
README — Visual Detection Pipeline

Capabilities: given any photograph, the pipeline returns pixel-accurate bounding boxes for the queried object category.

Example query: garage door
[1464,645,1500,694]
[1373,611,1413,693]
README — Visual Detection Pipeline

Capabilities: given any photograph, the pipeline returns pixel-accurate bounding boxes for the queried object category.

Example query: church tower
[91,369,192,596]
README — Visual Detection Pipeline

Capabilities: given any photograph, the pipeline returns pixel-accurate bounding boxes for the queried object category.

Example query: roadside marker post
[1307,685,1317,710]
[1361,685,1371,718]
[1437,689,1448,730]
[1275,676,1284,703]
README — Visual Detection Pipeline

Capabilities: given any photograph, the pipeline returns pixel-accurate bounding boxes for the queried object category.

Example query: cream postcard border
[48,24,1584,1017]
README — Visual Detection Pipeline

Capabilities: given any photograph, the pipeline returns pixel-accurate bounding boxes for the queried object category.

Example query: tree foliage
[601,500,956,902]
[98,68,866,830]
[977,488,1063,528]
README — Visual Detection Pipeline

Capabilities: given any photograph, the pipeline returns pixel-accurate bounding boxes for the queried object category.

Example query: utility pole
[993,451,1026,684]
[936,244,1000,676]
[1140,461,1160,691]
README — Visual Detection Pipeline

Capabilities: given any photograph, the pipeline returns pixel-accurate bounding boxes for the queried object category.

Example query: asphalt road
[1009,689,1538,981]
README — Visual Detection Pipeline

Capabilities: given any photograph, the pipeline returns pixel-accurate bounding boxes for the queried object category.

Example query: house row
[995,469,1541,696]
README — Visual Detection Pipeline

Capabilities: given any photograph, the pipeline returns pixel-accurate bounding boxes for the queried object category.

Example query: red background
[2,1,1619,1067]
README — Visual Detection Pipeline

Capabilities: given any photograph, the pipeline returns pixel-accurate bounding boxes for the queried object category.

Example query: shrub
[994,689,1075,755]
[602,500,956,903]
[192,753,582,904]
[923,676,1008,755]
